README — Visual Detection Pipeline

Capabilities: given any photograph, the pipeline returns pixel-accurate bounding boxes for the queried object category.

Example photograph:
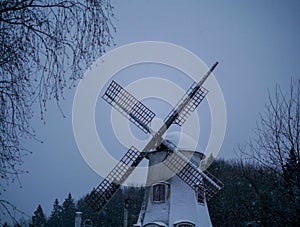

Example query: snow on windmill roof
[164,131,203,154]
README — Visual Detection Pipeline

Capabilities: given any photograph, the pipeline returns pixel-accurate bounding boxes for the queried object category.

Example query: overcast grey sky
[3,0,300,222]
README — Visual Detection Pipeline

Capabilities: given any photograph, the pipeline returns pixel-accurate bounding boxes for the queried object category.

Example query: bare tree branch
[240,78,300,225]
[0,0,115,222]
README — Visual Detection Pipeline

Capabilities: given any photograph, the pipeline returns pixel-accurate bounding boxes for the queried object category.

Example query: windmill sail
[163,149,223,200]
[102,80,155,133]
[164,83,208,126]
[85,146,145,211]
[155,62,218,140]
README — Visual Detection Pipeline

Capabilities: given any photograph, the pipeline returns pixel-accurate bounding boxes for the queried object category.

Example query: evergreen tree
[285,148,299,190]
[76,195,103,227]
[61,193,76,227]
[284,147,300,220]
[31,204,47,227]
[47,198,62,227]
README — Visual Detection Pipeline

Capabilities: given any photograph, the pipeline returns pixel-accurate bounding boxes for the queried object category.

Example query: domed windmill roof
[164,131,205,161]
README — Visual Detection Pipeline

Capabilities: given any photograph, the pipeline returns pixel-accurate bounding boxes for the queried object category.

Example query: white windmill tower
[134,132,219,227]
[85,62,223,227]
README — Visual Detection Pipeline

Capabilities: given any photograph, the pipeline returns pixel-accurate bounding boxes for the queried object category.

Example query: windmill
[85,62,223,226]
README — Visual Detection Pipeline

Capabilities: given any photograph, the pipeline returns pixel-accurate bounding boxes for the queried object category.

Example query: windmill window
[151,183,166,202]
[174,222,195,227]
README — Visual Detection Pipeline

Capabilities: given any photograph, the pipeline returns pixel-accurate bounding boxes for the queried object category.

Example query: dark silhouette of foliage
[208,160,278,226]
[31,204,46,227]
[8,159,300,226]
[61,193,76,227]
[47,198,62,227]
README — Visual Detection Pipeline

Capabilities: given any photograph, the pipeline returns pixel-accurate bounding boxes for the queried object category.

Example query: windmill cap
[164,131,204,157]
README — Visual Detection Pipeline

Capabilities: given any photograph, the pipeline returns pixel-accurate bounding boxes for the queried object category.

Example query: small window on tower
[151,183,166,202]
[175,222,195,227]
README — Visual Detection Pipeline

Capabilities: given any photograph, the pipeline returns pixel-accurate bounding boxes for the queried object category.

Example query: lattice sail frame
[102,80,155,133]
[85,146,145,211]
[163,150,223,201]
[165,82,208,126]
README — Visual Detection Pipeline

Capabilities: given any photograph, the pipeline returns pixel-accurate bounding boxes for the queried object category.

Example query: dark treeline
[208,160,282,226]
[3,187,145,227]
[4,159,299,226]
